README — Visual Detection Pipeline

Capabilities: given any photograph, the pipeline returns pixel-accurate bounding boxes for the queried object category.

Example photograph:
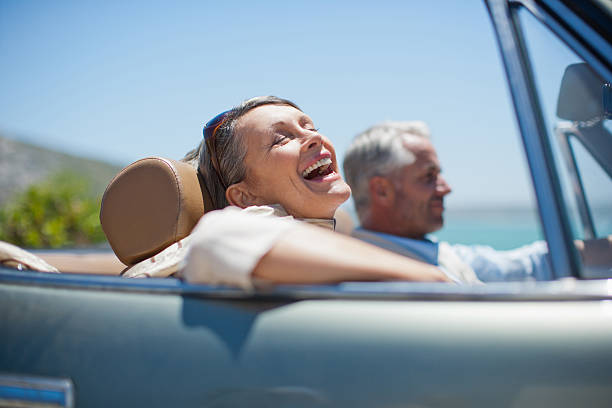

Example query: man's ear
[368,176,395,207]
[226,181,261,208]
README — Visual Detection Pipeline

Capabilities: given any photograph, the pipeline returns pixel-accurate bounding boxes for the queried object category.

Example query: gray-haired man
[343,122,553,283]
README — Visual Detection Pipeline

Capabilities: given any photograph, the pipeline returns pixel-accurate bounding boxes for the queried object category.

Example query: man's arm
[451,242,552,282]
[452,235,612,282]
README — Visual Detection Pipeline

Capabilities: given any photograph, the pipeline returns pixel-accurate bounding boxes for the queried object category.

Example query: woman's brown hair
[183,96,300,210]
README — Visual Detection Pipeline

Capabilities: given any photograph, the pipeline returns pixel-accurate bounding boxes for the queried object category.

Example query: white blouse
[181,205,301,289]
[123,205,333,289]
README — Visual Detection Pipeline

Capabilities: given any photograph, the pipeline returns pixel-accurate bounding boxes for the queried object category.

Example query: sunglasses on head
[203,110,231,141]
[202,109,231,190]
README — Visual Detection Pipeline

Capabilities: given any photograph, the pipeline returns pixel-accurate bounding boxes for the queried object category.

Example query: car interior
[33,61,610,280]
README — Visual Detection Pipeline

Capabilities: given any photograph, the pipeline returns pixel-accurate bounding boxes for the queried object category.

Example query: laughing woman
[179,96,465,287]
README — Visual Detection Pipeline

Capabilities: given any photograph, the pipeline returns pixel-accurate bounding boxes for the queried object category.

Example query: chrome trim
[485,0,581,278]
[555,122,596,239]
[0,374,74,408]
[1,268,611,302]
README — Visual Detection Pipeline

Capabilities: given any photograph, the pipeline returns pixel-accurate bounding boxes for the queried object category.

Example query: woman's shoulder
[192,205,296,236]
[199,204,336,231]
[242,204,292,218]
[206,204,293,219]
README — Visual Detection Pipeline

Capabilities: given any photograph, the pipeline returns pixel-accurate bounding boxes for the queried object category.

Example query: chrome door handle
[0,374,74,408]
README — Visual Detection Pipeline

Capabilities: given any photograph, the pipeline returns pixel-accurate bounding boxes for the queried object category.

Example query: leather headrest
[100,157,211,266]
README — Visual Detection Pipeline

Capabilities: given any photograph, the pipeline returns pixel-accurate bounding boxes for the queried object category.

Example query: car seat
[100,157,212,267]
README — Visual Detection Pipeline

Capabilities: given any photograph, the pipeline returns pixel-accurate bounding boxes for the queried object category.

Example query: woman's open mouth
[302,157,335,181]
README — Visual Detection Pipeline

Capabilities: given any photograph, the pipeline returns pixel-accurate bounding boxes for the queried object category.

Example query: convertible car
[1,0,611,407]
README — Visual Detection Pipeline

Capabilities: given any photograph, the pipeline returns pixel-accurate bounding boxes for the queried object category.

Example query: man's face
[389,138,451,238]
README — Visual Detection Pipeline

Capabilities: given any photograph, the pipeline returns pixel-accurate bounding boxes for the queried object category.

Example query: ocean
[435,208,543,250]
[342,205,612,251]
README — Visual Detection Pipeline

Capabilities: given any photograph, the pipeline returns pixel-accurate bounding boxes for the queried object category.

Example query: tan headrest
[100,157,211,266]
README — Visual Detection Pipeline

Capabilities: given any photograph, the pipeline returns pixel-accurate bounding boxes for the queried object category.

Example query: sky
[1,0,539,210]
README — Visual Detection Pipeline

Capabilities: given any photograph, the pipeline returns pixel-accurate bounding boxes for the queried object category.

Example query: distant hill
[0,135,123,205]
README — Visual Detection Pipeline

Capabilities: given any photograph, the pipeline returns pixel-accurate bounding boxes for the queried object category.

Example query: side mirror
[556,63,610,122]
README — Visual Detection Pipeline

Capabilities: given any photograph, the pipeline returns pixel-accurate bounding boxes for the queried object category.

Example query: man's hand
[575,235,612,274]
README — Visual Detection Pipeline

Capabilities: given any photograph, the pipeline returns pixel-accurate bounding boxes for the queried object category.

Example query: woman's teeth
[302,157,332,179]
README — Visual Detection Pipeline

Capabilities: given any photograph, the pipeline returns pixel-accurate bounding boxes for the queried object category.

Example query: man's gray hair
[343,121,431,221]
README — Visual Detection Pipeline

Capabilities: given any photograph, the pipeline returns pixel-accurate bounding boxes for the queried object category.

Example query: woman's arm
[253,223,451,284]
[183,206,451,288]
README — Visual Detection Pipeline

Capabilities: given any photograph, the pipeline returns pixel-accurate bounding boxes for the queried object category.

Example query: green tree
[0,171,106,248]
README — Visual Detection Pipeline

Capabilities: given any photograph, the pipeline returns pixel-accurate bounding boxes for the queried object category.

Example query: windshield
[517,6,612,278]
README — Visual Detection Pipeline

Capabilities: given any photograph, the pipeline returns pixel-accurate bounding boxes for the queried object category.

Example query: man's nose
[436,175,452,196]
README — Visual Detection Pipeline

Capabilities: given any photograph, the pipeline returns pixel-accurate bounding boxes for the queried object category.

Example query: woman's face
[230,104,351,219]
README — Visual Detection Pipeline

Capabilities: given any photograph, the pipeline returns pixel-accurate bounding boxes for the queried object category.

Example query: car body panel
[2,273,612,407]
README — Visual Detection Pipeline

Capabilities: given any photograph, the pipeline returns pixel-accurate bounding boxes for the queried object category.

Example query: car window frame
[485,0,612,279]
[556,122,612,240]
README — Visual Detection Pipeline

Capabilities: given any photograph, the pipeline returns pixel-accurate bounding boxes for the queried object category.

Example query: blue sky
[1,0,538,209]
